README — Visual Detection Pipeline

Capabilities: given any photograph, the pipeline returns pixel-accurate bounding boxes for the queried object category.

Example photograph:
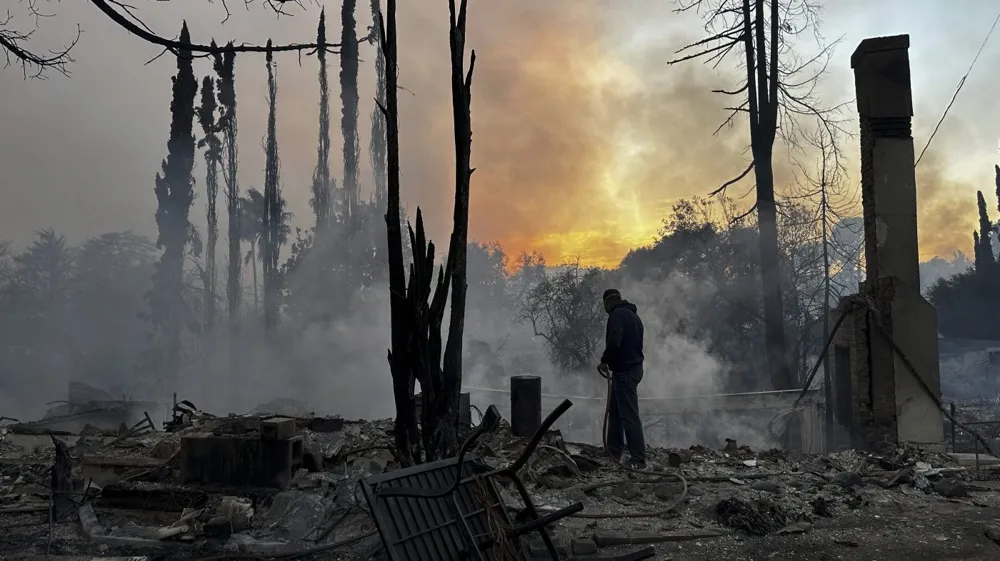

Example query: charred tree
[378,0,475,465]
[974,231,984,270]
[670,0,844,390]
[197,76,221,332]
[311,11,334,228]
[995,164,1000,216]
[791,127,852,449]
[976,190,994,272]
[378,0,420,466]
[150,22,198,383]
[262,44,282,334]
[213,43,241,403]
[341,0,361,222]
[429,0,475,459]
[213,44,241,337]
[369,0,388,211]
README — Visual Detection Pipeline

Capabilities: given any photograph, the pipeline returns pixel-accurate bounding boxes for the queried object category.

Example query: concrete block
[571,538,597,555]
[593,531,629,547]
[308,417,344,433]
[261,417,296,440]
[180,432,303,489]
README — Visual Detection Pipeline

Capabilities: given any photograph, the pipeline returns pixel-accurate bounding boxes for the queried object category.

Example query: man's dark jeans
[607,369,645,463]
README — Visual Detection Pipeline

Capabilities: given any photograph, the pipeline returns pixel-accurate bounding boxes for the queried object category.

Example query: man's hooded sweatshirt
[600,300,644,373]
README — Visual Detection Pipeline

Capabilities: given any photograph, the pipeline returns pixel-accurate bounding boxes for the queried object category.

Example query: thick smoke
[2,0,999,447]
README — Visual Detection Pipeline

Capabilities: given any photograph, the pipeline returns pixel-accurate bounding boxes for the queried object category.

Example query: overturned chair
[360,399,655,561]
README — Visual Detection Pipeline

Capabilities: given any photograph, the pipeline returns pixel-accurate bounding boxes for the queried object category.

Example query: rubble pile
[0,392,999,560]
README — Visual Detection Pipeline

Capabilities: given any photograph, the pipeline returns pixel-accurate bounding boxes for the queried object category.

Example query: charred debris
[1,382,1000,560]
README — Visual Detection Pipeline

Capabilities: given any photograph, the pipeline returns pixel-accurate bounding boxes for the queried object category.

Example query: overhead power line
[914,9,1000,168]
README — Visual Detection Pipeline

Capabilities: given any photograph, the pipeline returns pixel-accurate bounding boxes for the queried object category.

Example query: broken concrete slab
[2,433,115,453]
[593,529,726,547]
[80,456,168,487]
[79,503,190,551]
[933,480,969,498]
[308,416,344,433]
[253,490,337,545]
[949,452,1000,467]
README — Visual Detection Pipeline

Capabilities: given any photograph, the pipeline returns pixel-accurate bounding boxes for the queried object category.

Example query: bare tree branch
[710,160,754,196]
[1,0,372,77]
[90,0,359,56]
[0,4,79,78]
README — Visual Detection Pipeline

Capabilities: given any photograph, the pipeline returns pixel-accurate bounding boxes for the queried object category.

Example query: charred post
[50,436,74,520]
[510,375,542,438]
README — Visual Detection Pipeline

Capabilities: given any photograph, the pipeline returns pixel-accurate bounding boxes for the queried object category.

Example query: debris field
[2,391,1000,560]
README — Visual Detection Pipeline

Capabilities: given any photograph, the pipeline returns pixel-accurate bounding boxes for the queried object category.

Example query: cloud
[0,0,996,270]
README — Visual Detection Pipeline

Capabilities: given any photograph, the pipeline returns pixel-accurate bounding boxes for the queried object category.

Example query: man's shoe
[625,458,647,470]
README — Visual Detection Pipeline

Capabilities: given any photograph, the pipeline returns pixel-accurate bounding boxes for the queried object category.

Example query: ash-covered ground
[1,396,1000,560]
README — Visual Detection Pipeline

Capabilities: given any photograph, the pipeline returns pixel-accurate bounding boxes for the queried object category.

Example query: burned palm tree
[213,44,241,336]
[261,43,282,334]
[238,187,290,314]
[197,75,221,331]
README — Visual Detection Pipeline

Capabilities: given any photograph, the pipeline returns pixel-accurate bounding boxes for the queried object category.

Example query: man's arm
[600,310,625,365]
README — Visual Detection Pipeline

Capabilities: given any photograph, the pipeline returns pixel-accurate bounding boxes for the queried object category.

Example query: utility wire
[914,9,1000,168]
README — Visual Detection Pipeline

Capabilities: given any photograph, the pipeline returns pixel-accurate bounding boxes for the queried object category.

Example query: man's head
[602,288,622,314]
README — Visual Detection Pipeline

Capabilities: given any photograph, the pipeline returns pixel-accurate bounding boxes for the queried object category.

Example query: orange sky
[0,0,993,269]
[377,1,983,269]
[384,0,778,269]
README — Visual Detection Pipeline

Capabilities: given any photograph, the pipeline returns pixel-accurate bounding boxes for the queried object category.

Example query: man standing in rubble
[598,288,646,469]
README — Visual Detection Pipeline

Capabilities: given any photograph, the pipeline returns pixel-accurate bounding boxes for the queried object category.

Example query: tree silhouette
[239,188,290,312]
[262,44,283,334]
[669,0,846,390]
[197,75,222,332]
[149,22,198,385]
[311,11,334,229]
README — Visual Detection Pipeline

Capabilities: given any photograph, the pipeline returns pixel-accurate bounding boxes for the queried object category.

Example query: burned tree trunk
[378,0,420,466]
[425,0,475,460]
[408,211,451,460]
[378,0,476,464]
[670,0,844,391]
[747,0,792,391]
[50,437,74,520]
[341,0,360,221]
[369,0,388,212]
